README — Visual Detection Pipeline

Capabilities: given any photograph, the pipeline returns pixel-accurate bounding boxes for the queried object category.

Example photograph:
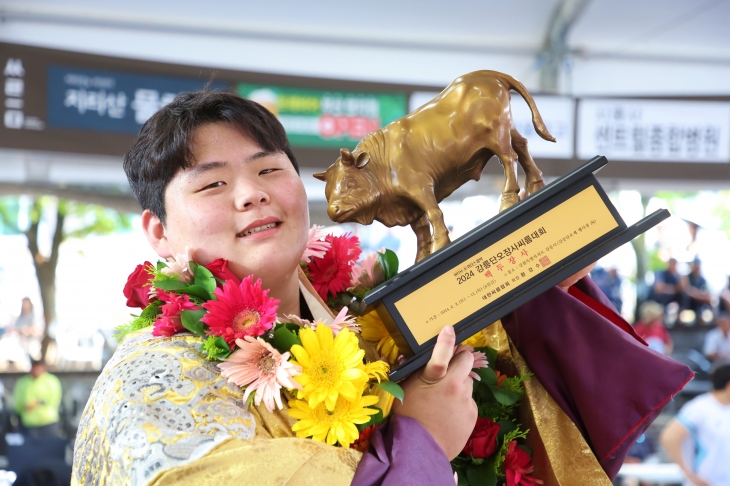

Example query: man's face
[719,317,730,334]
[668,260,677,273]
[30,364,45,378]
[155,122,310,290]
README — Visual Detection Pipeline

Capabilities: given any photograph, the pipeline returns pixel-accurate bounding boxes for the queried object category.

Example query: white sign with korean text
[409,92,575,159]
[577,99,730,163]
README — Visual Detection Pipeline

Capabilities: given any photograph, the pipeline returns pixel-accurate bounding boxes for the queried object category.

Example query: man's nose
[235,183,270,210]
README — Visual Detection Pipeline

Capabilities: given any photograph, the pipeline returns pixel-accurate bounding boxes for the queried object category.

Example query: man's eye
[201,181,225,191]
[260,168,279,175]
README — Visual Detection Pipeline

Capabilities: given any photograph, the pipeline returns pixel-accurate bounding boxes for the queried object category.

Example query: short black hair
[30,358,45,367]
[711,364,730,390]
[123,89,298,225]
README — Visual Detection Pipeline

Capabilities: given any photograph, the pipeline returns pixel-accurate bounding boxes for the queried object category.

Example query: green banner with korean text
[237,83,407,148]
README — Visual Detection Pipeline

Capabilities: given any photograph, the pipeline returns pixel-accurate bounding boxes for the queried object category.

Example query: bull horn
[355,152,370,168]
[339,148,354,165]
[313,172,327,181]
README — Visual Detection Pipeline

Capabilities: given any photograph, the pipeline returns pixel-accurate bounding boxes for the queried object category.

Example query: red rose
[204,259,241,286]
[504,440,542,486]
[462,417,500,458]
[123,262,155,308]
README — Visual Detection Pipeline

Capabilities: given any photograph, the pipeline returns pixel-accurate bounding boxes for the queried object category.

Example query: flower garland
[118,225,539,474]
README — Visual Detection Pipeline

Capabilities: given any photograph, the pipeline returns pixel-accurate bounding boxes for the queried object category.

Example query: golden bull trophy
[314,70,669,381]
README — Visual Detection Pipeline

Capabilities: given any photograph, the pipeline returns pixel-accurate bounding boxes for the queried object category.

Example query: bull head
[313,148,369,182]
[313,147,376,225]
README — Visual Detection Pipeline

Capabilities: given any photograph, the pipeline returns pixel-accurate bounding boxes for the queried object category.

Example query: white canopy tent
[1,0,729,96]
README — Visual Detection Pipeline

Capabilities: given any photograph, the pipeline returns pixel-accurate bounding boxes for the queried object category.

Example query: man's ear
[141,209,173,259]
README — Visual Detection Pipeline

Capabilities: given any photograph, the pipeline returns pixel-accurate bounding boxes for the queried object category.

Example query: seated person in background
[12,358,63,439]
[634,301,673,355]
[660,364,730,486]
[704,312,730,364]
[590,266,623,312]
[686,260,712,316]
[719,276,730,313]
[649,258,687,309]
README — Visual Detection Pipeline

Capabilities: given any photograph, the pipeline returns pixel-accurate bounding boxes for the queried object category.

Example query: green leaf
[181,309,207,337]
[189,261,199,274]
[357,406,385,431]
[496,420,517,446]
[156,261,169,271]
[488,385,520,406]
[376,249,399,281]
[176,285,212,301]
[474,367,497,386]
[466,458,497,486]
[202,335,232,360]
[154,280,188,291]
[375,381,404,403]
[269,323,302,353]
[194,265,217,297]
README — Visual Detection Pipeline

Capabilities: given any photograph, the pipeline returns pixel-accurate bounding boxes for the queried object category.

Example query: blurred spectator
[660,364,730,486]
[685,260,712,316]
[634,301,673,355]
[13,359,63,439]
[704,313,730,364]
[719,276,730,314]
[591,266,623,312]
[8,297,42,357]
[649,258,687,309]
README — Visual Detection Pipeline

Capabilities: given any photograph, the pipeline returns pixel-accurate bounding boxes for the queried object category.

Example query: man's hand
[557,262,596,292]
[392,325,478,460]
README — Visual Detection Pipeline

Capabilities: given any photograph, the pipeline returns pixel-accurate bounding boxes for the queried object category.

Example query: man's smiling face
[157,121,309,289]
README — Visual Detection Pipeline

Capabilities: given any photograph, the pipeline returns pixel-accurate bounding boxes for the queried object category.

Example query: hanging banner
[46,65,227,134]
[409,92,575,159]
[577,99,730,163]
[238,83,407,148]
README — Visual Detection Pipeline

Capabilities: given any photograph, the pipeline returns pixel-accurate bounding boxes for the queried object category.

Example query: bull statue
[314,70,555,263]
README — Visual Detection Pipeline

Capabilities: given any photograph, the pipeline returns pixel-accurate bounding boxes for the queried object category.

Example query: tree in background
[0,196,131,359]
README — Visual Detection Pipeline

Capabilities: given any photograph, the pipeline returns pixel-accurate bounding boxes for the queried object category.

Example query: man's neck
[268,269,301,318]
[711,389,730,406]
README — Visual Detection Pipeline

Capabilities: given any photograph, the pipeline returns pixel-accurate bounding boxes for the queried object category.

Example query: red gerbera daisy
[201,276,280,348]
[307,233,362,301]
[504,440,543,486]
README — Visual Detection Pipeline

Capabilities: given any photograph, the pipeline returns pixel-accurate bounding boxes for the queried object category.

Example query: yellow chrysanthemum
[369,384,395,417]
[462,329,490,348]
[358,311,400,364]
[290,325,368,411]
[288,394,379,448]
[362,360,389,383]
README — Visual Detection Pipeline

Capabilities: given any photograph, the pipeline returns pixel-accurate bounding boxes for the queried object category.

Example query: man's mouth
[237,222,281,237]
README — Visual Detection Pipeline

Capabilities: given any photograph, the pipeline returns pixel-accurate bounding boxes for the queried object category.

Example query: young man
[72,89,691,485]
[13,359,62,439]
[660,364,730,486]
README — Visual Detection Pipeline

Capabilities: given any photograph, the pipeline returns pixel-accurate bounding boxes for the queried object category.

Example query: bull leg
[411,213,432,263]
[495,146,521,213]
[415,190,451,256]
[511,128,545,195]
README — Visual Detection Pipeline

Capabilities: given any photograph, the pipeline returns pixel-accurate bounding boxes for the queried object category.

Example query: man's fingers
[447,347,475,383]
[422,326,456,383]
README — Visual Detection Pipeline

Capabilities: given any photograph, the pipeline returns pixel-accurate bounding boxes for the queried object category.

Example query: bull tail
[491,71,556,143]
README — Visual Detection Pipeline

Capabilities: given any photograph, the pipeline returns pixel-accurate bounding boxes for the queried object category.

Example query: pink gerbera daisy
[285,306,360,336]
[301,225,331,263]
[152,289,200,337]
[308,233,361,301]
[469,350,489,381]
[350,248,383,288]
[218,336,302,412]
[202,276,280,348]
